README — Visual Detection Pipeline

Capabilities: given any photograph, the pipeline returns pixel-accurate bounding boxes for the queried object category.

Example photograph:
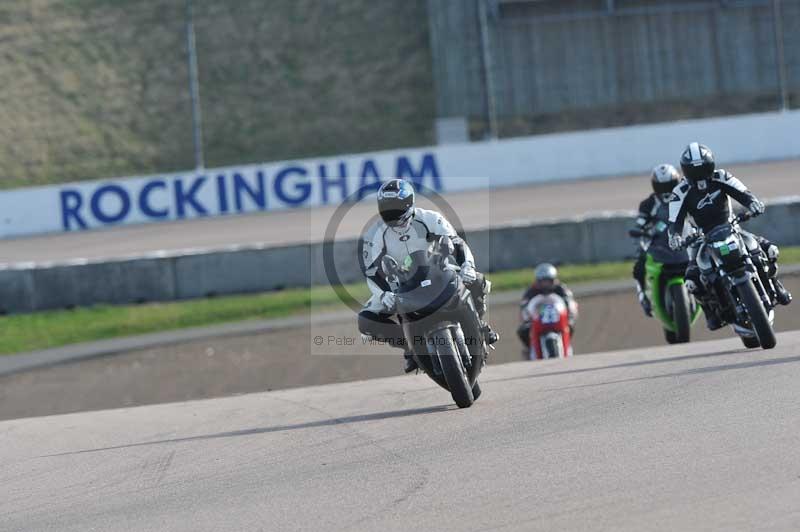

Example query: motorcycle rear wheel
[436,329,474,408]
[471,381,482,400]
[738,280,776,349]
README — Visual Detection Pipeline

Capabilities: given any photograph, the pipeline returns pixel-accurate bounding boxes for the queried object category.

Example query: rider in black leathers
[667,142,792,329]
[631,164,684,317]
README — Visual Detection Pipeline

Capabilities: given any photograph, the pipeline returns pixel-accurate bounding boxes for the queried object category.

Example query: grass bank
[2,248,799,355]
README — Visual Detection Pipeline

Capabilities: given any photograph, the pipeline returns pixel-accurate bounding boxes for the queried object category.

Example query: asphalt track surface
[1,276,797,422]
[2,159,798,263]
[3,331,800,532]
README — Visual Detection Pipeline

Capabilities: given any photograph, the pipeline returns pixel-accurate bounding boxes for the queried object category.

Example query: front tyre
[740,335,760,349]
[738,280,777,349]
[668,283,692,343]
[436,329,474,408]
[543,336,561,359]
[664,328,679,344]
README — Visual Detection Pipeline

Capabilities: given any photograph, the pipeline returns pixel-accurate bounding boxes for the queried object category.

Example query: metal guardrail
[1,200,797,314]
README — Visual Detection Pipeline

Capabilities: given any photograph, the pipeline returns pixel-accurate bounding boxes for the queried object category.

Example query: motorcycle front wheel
[435,328,474,408]
[740,335,761,349]
[737,280,776,349]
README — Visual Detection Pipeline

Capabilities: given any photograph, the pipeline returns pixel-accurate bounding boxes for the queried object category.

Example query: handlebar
[733,210,754,225]
[675,210,756,250]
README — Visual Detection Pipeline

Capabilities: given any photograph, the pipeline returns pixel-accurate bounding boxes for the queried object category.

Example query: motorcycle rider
[357,179,499,373]
[516,263,577,348]
[630,164,687,317]
[667,142,792,330]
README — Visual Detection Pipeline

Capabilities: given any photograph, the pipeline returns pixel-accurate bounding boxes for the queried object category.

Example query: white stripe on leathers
[689,142,702,163]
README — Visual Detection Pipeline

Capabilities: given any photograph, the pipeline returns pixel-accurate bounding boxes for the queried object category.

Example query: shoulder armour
[414,208,456,237]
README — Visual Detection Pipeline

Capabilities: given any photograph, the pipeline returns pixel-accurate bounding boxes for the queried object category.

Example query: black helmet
[377,179,415,227]
[680,142,715,183]
[651,163,680,201]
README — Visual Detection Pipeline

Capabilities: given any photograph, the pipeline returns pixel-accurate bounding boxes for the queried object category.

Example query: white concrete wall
[1,110,798,238]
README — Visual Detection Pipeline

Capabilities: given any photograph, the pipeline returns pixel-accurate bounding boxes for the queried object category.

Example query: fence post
[478,0,499,139]
[772,0,789,111]
[186,0,205,169]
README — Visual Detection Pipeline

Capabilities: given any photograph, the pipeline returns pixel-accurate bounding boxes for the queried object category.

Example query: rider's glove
[749,200,765,216]
[668,233,683,251]
[380,291,396,312]
[766,244,779,261]
[460,261,477,283]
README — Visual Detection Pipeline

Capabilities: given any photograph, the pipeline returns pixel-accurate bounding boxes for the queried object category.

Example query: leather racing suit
[357,208,492,350]
[667,170,790,323]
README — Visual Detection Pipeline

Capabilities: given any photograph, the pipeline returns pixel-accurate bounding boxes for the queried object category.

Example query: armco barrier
[2,201,798,314]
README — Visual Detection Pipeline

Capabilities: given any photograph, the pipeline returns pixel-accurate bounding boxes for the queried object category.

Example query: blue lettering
[319,163,348,204]
[175,177,208,218]
[90,184,131,224]
[274,166,311,206]
[396,153,441,191]
[216,175,229,214]
[139,180,169,219]
[60,189,87,230]
[234,172,267,211]
[357,159,382,200]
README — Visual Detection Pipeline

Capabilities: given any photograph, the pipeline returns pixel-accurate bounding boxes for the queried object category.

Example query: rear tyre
[740,335,760,349]
[664,328,679,344]
[437,329,474,408]
[738,280,777,350]
[668,284,692,343]
[471,381,482,400]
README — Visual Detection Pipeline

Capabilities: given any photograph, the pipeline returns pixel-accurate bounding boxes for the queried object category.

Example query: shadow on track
[540,354,800,392]
[43,404,455,457]
[485,349,746,385]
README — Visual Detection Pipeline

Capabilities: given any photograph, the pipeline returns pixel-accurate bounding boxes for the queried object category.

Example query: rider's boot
[687,278,723,331]
[703,309,723,331]
[698,297,723,330]
[403,349,418,373]
[775,279,793,306]
[481,321,499,345]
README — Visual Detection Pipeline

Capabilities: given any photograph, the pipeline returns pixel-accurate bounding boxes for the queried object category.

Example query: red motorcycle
[523,293,573,360]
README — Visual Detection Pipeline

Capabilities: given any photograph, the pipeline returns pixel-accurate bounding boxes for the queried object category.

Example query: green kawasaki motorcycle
[631,221,701,344]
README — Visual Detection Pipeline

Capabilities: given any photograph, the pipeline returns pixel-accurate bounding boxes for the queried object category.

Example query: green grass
[0,0,435,189]
[1,250,798,355]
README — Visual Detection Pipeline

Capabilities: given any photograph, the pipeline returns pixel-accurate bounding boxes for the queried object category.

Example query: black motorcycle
[381,237,487,408]
[681,212,778,349]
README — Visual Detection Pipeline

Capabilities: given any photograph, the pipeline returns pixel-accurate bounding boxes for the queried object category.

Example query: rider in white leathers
[357,179,498,373]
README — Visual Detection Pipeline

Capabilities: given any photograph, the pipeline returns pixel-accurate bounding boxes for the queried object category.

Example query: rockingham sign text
[58,153,441,231]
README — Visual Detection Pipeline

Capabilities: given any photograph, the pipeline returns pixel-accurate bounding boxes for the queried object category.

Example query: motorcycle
[381,237,488,408]
[523,293,572,360]
[630,220,701,344]
[679,211,778,349]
